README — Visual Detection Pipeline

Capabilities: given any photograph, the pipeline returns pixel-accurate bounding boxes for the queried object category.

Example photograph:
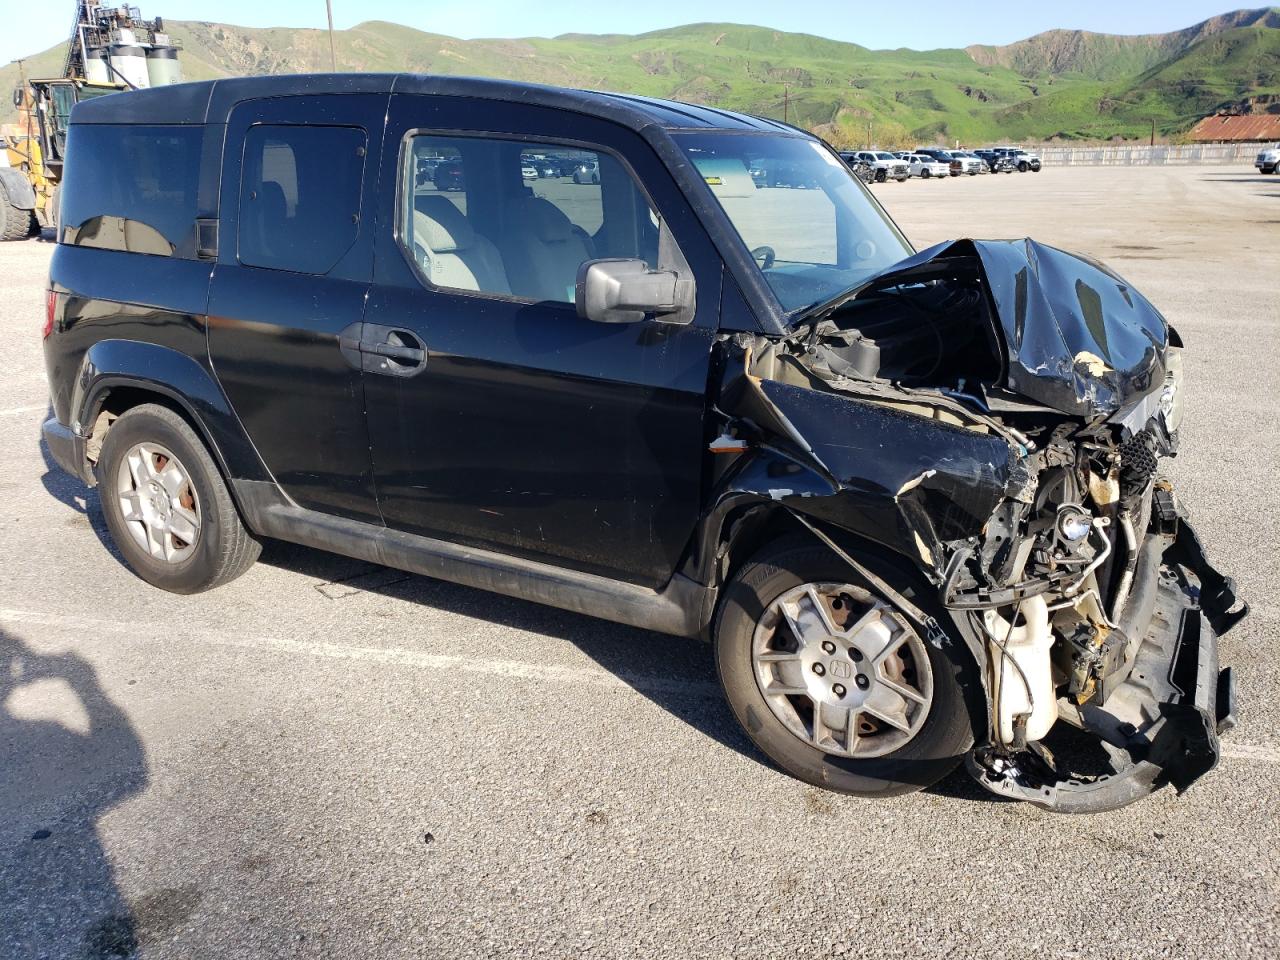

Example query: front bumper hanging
[966,516,1246,814]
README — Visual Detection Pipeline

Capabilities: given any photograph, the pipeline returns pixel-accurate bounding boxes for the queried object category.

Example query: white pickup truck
[1257,147,1280,174]
[847,151,910,183]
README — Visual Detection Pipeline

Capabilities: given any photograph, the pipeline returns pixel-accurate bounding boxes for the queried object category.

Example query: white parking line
[0,404,47,417]
[4,606,1278,763]
[0,607,722,700]
[1220,742,1280,763]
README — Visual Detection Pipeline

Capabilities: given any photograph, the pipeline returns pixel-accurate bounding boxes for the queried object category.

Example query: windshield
[674,133,913,318]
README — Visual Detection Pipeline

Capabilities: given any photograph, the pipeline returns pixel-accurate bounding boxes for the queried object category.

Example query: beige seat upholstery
[501,197,595,303]
[412,194,510,294]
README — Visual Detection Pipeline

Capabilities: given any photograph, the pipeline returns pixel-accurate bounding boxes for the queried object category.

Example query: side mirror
[575,258,695,325]
[12,87,23,108]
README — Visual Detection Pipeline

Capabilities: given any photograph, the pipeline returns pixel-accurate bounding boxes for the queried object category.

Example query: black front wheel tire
[714,538,979,798]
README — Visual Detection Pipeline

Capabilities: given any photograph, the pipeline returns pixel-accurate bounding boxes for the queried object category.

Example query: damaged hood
[854,238,1172,418]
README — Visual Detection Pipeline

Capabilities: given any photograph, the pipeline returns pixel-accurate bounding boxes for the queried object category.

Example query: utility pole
[783,84,789,124]
[325,0,337,71]
[1150,118,1156,147]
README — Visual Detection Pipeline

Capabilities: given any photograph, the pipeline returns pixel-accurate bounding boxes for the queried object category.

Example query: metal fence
[1036,143,1276,166]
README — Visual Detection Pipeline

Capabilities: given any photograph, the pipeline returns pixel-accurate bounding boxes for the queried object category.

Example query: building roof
[1187,113,1280,143]
[68,73,802,136]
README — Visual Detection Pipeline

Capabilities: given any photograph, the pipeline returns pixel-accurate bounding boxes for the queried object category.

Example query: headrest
[520,198,573,242]
[259,180,288,219]
[414,194,474,253]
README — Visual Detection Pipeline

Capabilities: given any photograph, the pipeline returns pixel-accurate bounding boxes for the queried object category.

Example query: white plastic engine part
[983,593,1056,745]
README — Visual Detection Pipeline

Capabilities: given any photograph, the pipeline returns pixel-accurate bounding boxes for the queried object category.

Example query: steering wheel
[750,245,776,271]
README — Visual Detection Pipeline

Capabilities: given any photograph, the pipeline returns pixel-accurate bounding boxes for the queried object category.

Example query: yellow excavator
[1,1,181,240]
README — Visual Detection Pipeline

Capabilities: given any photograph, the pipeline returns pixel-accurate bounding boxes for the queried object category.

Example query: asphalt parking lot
[1,164,1277,959]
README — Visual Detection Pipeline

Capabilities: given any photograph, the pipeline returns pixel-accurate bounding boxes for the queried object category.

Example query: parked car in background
[847,151,909,182]
[415,154,445,186]
[1256,146,1280,174]
[836,153,877,185]
[753,159,820,188]
[973,149,1017,174]
[520,161,539,180]
[903,153,951,179]
[991,146,1042,172]
[572,159,600,184]
[950,151,988,175]
[432,157,465,191]
[915,148,963,177]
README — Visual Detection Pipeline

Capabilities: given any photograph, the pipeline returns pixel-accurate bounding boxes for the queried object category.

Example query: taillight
[43,290,56,339]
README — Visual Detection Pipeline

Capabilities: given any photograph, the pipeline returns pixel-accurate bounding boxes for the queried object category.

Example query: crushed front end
[714,238,1247,812]
[946,407,1245,813]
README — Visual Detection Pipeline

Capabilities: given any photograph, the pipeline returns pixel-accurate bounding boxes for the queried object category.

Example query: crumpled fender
[855,238,1171,417]
[704,375,1015,580]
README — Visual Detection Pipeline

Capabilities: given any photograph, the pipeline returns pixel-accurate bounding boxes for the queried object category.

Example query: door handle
[345,324,429,378]
[370,341,425,364]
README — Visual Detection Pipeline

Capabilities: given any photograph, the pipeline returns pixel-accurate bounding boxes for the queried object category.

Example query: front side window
[400,134,659,303]
[675,133,912,317]
[59,124,203,257]
[238,124,367,274]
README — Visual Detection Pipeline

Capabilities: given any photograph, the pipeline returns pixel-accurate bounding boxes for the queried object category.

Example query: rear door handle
[340,323,429,378]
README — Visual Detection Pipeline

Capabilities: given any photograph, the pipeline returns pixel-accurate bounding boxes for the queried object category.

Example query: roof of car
[68,72,806,136]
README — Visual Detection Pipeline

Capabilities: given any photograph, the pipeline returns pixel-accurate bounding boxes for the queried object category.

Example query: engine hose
[1109,512,1139,623]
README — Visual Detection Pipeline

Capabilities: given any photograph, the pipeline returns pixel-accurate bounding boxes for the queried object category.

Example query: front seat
[501,197,595,303]
[412,194,510,295]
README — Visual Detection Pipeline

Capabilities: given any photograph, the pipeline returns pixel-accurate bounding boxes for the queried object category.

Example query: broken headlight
[1159,346,1185,434]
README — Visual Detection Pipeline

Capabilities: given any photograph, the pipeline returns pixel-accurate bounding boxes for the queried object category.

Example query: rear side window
[59,124,203,258]
[237,124,367,275]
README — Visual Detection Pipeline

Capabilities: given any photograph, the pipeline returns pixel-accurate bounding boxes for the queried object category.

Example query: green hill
[3,11,1278,146]
[966,7,1280,80]
[992,25,1280,140]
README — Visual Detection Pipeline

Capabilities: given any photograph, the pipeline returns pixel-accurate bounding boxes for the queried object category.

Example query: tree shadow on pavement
[0,626,157,958]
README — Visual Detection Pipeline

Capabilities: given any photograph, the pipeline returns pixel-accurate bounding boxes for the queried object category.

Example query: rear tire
[714,538,978,798]
[97,404,260,593]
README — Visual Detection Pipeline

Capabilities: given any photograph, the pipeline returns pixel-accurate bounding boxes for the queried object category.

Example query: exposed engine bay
[715,238,1247,812]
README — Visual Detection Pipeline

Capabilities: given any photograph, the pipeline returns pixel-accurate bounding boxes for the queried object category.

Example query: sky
[1,0,1265,66]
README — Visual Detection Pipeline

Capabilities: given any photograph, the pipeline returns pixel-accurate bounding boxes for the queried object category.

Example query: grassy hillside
[3,13,1278,146]
[993,26,1280,140]
[967,7,1280,80]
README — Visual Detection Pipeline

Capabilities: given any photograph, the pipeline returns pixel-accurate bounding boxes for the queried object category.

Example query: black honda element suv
[42,74,1245,812]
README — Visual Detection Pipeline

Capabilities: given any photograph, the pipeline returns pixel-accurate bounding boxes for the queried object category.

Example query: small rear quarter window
[59,124,203,258]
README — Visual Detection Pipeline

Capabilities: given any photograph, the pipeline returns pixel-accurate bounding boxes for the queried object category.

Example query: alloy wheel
[752,582,933,758]
[115,441,202,563]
